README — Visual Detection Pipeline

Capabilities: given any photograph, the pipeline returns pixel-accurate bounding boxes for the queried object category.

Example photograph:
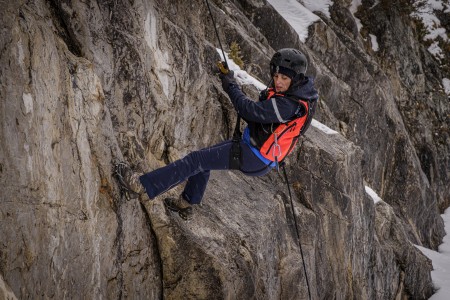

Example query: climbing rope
[281,163,312,300]
[204,0,228,68]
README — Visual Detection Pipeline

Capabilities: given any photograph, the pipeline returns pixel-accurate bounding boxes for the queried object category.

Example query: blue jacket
[225,77,318,125]
[224,77,319,164]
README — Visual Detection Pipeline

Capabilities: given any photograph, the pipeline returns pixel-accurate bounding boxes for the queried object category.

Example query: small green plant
[229,41,244,69]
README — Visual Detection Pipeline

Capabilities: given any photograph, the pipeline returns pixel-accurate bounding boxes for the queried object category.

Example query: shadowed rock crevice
[46,0,84,57]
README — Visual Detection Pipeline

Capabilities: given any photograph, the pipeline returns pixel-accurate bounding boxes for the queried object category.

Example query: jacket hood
[285,76,319,101]
[265,76,318,102]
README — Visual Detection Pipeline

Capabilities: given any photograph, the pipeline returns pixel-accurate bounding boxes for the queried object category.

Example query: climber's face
[273,73,292,93]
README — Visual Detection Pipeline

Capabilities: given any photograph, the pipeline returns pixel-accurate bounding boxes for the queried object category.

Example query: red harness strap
[259,90,309,162]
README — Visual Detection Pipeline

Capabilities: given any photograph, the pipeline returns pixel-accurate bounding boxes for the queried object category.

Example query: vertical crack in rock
[46,0,83,57]
[113,197,125,299]
[139,201,164,300]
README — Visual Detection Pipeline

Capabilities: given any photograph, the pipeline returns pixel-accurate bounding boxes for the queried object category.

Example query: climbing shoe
[114,161,145,199]
[164,195,193,221]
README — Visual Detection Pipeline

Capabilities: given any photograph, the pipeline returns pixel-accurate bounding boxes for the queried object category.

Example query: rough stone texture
[0,0,448,299]
[0,274,17,300]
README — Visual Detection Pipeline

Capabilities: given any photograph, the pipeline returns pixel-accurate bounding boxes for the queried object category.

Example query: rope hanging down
[204,0,241,169]
[281,164,312,300]
[204,0,228,69]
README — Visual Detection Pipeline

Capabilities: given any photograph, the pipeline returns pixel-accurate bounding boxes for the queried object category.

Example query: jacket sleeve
[225,82,298,124]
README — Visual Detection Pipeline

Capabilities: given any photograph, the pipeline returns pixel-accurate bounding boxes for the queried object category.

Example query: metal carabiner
[272,133,282,171]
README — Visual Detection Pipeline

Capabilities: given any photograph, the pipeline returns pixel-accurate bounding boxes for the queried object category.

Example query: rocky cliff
[0,0,449,299]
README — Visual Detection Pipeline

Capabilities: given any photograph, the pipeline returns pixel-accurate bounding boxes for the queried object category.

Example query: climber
[115,48,319,220]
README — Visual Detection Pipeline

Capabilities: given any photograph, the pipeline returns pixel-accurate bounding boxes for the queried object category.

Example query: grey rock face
[0,0,447,299]
[0,274,17,300]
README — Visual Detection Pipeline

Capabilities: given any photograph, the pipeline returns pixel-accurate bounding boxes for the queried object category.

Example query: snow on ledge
[369,34,379,52]
[216,49,267,91]
[415,208,450,300]
[443,78,450,95]
[350,0,363,32]
[266,0,321,42]
[303,0,334,18]
[311,119,338,134]
[365,186,383,204]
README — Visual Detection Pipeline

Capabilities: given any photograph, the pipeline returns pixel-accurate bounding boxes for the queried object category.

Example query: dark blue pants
[139,140,272,204]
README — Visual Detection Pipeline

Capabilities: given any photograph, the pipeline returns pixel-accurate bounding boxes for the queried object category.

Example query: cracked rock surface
[0,0,448,299]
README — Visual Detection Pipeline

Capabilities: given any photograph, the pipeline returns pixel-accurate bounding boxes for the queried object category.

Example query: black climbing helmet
[270,48,308,79]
